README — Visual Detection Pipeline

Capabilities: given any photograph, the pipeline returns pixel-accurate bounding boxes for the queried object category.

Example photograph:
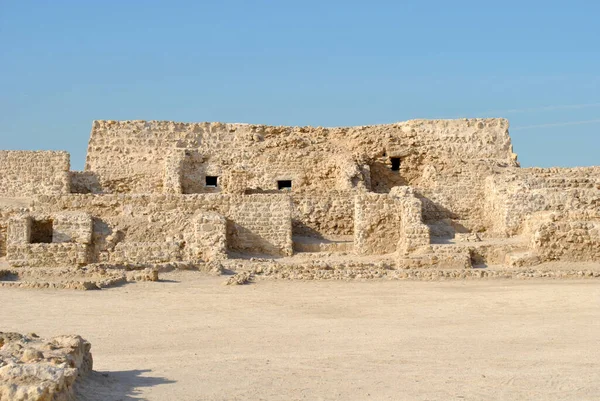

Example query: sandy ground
[1,272,599,401]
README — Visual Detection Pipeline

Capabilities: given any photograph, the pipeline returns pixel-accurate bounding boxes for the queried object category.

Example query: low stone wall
[31,193,293,260]
[52,211,93,244]
[484,167,600,236]
[531,214,600,262]
[7,243,89,267]
[291,192,354,237]
[0,151,70,197]
[354,188,431,256]
[390,187,430,255]
[354,193,402,255]
[228,195,293,256]
[109,242,183,264]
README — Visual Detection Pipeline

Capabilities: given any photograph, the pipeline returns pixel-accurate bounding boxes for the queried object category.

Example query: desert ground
[1,272,599,401]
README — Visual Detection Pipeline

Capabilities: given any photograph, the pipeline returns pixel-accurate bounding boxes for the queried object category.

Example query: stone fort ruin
[0,119,598,277]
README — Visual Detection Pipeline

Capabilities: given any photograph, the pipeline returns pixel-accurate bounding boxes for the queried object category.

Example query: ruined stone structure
[0,332,92,400]
[0,119,598,275]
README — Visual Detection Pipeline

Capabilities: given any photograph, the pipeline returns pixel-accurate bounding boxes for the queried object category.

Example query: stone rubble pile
[0,332,92,401]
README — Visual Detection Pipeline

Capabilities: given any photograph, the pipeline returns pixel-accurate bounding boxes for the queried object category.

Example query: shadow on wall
[412,192,471,237]
[76,369,176,401]
[70,171,103,194]
[369,161,408,193]
[227,220,288,257]
[292,220,327,239]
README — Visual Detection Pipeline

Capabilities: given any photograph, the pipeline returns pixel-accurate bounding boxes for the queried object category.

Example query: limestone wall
[354,194,402,255]
[0,151,70,197]
[5,213,92,267]
[70,171,101,194]
[0,332,92,401]
[31,193,293,260]
[7,243,89,267]
[83,119,515,198]
[390,187,431,255]
[110,242,183,264]
[227,195,293,256]
[529,211,600,262]
[192,211,227,261]
[52,212,93,244]
[484,167,600,236]
[291,192,355,238]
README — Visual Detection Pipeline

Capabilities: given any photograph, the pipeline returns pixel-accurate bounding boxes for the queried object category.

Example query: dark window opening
[31,220,53,243]
[277,180,292,190]
[205,176,218,187]
[390,157,401,171]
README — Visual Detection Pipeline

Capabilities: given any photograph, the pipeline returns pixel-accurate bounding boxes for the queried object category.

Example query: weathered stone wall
[390,187,430,255]
[0,332,93,401]
[0,151,70,197]
[354,194,402,255]
[5,213,92,267]
[530,212,600,262]
[31,193,292,260]
[192,211,227,261]
[110,242,183,264]
[418,163,505,234]
[79,119,518,235]
[291,192,355,238]
[83,119,515,198]
[227,195,293,256]
[70,171,102,194]
[52,212,93,244]
[484,167,600,236]
[7,243,89,267]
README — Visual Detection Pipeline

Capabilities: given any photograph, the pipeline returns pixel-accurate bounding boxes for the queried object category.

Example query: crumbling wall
[529,211,600,262]
[390,187,430,255]
[7,243,89,267]
[70,171,102,194]
[31,194,292,260]
[5,213,92,267]
[52,212,93,244]
[0,151,70,197]
[0,332,93,401]
[484,167,600,236]
[354,187,430,256]
[110,242,183,264]
[85,119,515,202]
[291,192,355,238]
[354,194,402,255]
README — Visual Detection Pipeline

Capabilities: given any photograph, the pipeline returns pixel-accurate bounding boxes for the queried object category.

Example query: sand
[1,272,599,401]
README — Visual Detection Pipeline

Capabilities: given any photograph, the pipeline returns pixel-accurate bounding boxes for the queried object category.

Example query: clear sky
[1,0,598,170]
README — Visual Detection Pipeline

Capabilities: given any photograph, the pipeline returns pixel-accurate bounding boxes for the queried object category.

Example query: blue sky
[1,0,598,170]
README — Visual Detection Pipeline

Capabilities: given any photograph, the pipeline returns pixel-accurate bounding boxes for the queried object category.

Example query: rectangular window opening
[31,220,53,244]
[390,157,401,171]
[205,176,218,187]
[277,180,292,190]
